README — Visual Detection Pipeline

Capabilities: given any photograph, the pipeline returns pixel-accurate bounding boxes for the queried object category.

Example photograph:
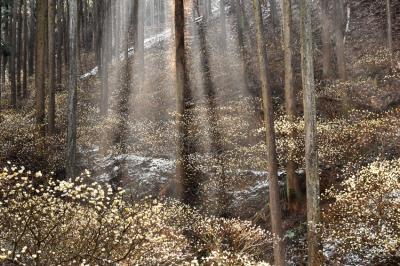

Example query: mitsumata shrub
[323,159,400,265]
[0,164,272,265]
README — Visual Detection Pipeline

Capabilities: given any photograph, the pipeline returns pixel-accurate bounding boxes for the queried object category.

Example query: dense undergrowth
[1,157,398,265]
[323,159,400,265]
[0,165,272,265]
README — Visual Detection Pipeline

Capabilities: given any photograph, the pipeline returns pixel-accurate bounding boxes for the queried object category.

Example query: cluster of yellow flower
[273,109,400,167]
[0,164,272,265]
[355,48,398,72]
[323,159,400,264]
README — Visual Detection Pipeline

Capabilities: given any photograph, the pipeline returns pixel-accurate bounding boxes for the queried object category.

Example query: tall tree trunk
[77,0,82,68]
[233,0,251,92]
[300,0,321,264]
[100,0,110,116]
[106,0,112,64]
[133,0,139,61]
[253,0,285,264]
[95,0,102,70]
[17,0,23,100]
[28,0,36,76]
[10,0,18,109]
[44,2,48,79]
[63,1,69,69]
[114,0,134,185]
[320,0,332,79]
[137,0,145,88]
[334,0,346,80]
[205,0,212,18]
[233,0,263,121]
[282,0,303,213]
[115,1,121,56]
[0,3,2,109]
[22,0,28,98]
[220,0,227,50]
[48,0,56,134]
[36,0,47,137]
[66,0,78,178]
[269,0,280,31]
[386,0,393,62]
[56,0,63,88]
[175,0,186,201]
[150,0,155,35]
[174,0,200,205]
[2,5,9,87]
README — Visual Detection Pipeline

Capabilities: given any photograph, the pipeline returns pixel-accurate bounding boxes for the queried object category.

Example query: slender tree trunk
[22,0,28,98]
[17,0,23,100]
[63,1,69,69]
[174,0,200,205]
[253,0,285,264]
[47,0,56,134]
[269,0,280,31]
[386,0,393,62]
[233,0,251,93]
[300,0,321,265]
[334,0,346,80]
[36,0,47,137]
[56,0,63,88]
[10,0,18,109]
[66,0,78,178]
[175,0,186,201]
[95,0,102,71]
[133,0,139,60]
[28,0,36,76]
[132,0,139,64]
[205,0,212,18]
[115,0,134,185]
[77,0,82,68]
[93,0,98,53]
[0,3,2,109]
[320,0,332,79]
[137,0,145,88]
[150,0,155,35]
[106,0,112,64]
[44,2,48,78]
[282,0,302,213]
[2,6,9,87]
[115,1,120,57]
[220,0,227,50]
[233,0,264,121]
[100,0,110,116]
[110,0,115,59]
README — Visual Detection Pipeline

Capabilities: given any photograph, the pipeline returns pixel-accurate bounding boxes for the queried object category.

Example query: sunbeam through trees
[0,0,399,265]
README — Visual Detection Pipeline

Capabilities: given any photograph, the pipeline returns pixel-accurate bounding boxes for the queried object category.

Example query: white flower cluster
[0,165,272,265]
[323,159,400,264]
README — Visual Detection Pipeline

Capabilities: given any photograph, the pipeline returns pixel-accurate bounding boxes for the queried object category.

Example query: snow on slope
[80,0,222,79]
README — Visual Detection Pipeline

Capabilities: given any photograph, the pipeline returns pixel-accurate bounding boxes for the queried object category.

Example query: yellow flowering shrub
[0,110,66,173]
[322,159,400,264]
[0,164,271,265]
[273,109,400,167]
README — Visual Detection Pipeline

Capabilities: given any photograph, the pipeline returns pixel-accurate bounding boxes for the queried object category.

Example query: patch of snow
[344,5,351,44]
[80,29,172,80]
[323,243,337,261]
[148,158,174,172]
[80,66,99,79]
